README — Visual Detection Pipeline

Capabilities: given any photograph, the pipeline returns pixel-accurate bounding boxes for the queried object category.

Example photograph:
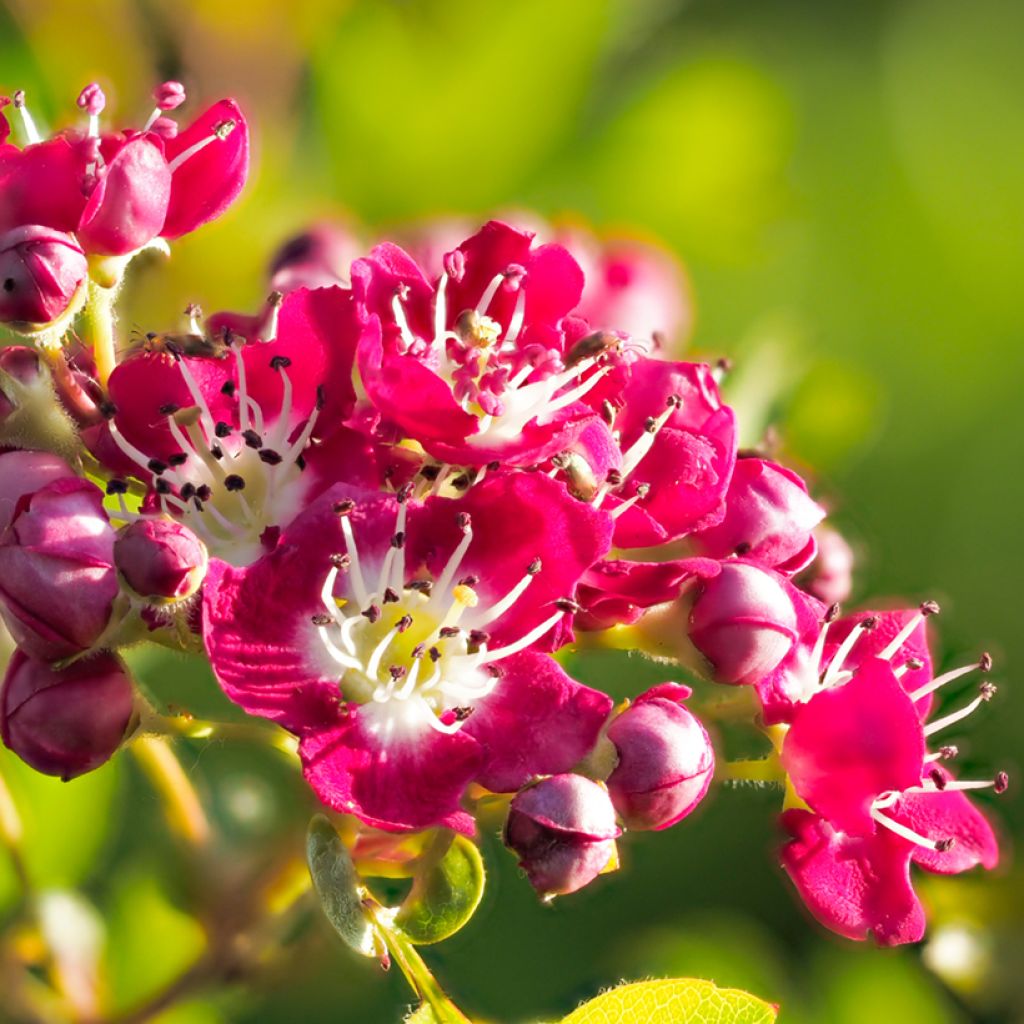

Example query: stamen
[474,606,565,665]
[905,773,1009,795]
[475,271,510,317]
[366,627,399,683]
[909,655,989,703]
[609,483,650,520]
[336,506,370,607]
[871,805,952,852]
[924,683,997,737]
[432,513,473,600]
[76,83,105,137]
[879,602,940,661]
[925,745,959,763]
[391,285,418,354]
[822,617,879,687]
[145,80,186,129]
[619,394,682,479]
[12,90,42,145]
[185,303,203,335]
[167,120,236,174]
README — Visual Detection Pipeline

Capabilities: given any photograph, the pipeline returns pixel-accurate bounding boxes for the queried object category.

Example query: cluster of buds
[0,81,247,338]
[0,94,1006,951]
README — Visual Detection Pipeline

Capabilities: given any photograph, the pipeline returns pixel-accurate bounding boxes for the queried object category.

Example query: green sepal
[394,831,485,945]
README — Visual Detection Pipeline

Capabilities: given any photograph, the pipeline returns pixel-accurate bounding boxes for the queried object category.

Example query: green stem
[383,927,472,1024]
[718,753,786,785]
[130,734,211,847]
[82,282,118,389]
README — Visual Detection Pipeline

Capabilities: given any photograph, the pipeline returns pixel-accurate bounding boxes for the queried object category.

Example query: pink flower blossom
[203,472,614,832]
[778,647,1003,944]
[352,220,606,467]
[91,287,362,565]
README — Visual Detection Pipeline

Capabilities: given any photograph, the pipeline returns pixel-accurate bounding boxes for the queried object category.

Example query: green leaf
[560,979,778,1024]
[306,814,376,958]
[395,833,485,946]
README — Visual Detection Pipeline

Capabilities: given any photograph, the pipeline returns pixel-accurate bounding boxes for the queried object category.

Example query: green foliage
[559,979,777,1024]
[0,744,120,913]
[396,833,485,945]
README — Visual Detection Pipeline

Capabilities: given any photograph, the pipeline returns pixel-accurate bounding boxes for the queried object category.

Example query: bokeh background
[1,1,1022,1021]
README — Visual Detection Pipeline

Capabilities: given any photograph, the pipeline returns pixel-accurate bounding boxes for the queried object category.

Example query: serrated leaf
[560,979,777,1024]
[306,814,376,957]
[395,833,485,945]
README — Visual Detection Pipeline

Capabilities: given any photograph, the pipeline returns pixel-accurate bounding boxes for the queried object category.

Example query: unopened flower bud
[605,684,714,831]
[504,774,620,897]
[0,226,87,328]
[0,449,79,533]
[692,458,825,574]
[268,223,359,292]
[0,478,117,660]
[0,648,135,779]
[688,561,799,684]
[114,518,208,603]
[799,525,855,606]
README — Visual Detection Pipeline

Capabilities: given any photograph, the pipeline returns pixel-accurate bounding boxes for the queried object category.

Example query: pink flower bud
[0,478,117,660]
[1,648,135,779]
[0,226,87,327]
[114,518,208,603]
[692,458,825,574]
[0,449,78,534]
[268,223,359,293]
[688,561,800,684]
[504,774,620,897]
[799,525,855,606]
[605,684,714,830]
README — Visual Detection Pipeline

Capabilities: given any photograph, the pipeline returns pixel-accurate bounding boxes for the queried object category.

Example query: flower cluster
[0,91,1005,950]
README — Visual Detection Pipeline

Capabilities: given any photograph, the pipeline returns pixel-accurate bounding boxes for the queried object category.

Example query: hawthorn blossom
[778,639,1004,944]
[352,220,607,467]
[203,472,614,832]
[89,287,364,566]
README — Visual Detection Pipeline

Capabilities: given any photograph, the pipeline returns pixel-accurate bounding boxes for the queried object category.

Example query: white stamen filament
[475,272,507,316]
[472,571,534,627]
[924,691,992,737]
[338,516,370,607]
[272,368,293,450]
[392,291,418,354]
[15,98,42,145]
[167,129,226,174]
[366,627,399,684]
[909,663,978,703]
[431,524,473,601]
[318,626,362,671]
[320,566,344,624]
[871,806,944,851]
[474,607,563,665]
[822,622,873,687]
[879,612,926,662]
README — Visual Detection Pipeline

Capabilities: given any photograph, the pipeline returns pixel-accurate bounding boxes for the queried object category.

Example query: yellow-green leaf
[561,979,778,1024]
[395,833,485,945]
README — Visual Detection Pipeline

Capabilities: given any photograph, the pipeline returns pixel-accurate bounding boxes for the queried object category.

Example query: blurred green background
[1,0,1022,1021]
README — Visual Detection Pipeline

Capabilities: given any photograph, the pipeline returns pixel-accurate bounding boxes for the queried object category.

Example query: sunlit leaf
[560,979,777,1024]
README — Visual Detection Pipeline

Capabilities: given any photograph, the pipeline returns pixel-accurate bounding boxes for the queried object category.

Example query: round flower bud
[0,478,117,660]
[114,518,208,603]
[504,774,620,898]
[0,226,87,328]
[688,561,799,685]
[799,525,855,606]
[268,223,358,293]
[0,448,79,534]
[0,648,135,779]
[692,458,825,574]
[605,684,714,830]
